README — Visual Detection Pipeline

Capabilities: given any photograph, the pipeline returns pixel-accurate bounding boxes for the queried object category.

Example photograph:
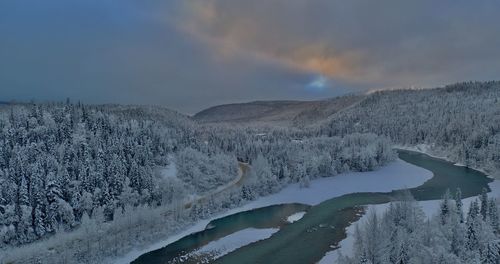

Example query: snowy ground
[184,228,279,262]
[160,156,177,179]
[114,159,431,264]
[318,178,500,264]
[233,158,432,208]
[287,212,307,223]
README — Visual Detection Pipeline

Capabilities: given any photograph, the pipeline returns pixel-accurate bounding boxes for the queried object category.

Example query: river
[131,150,493,264]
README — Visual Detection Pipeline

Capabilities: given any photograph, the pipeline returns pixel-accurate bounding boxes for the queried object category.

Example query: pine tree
[488,199,499,234]
[33,198,46,238]
[455,188,464,223]
[397,239,410,264]
[480,188,489,221]
[365,210,382,264]
[481,240,500,264]
[466,200,480,252]
[450,218,466,257]
[440,189,451,225]
[352,224,366,263]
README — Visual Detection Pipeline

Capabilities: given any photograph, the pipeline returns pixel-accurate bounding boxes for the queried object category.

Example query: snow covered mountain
[193,95,364,126]
[1,81,499,264]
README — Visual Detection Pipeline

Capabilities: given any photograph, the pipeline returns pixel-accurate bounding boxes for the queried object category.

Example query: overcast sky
[1,0,499,113]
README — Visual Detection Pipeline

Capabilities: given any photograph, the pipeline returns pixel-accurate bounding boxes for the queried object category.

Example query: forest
[0,102,394,263]
[337,189,500,264]
[0,81,498,263]
[317,81,500,175]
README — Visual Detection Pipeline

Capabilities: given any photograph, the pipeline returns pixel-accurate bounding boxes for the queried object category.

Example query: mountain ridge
[193,95,365,126]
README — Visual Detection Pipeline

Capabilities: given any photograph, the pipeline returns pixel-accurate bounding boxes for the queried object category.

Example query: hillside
[1,81,499,264]
[193,95,364,126]
[317,81,500,174]
[0,100,396,264]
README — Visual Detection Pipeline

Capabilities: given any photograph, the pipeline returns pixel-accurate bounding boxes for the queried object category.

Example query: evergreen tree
[480,188,489,221]
[466,200,480,252]
[489,199,499,234]
[440,189,451,225]
[455,188,464,223]
[481,240,500,264]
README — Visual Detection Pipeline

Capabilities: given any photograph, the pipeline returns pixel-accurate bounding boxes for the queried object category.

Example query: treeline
[0,103,233,247]
[194,125,395,183]
[2,80,495,262]
[0,102,395,263]
[176,147,238,194]
[338,189,500,264]
[239,133,395,201]
[317,81,500,174]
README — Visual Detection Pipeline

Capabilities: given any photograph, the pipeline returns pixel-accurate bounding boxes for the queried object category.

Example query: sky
[1,0,499,114]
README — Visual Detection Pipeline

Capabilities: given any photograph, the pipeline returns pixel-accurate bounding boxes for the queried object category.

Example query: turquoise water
[131,203,310,264]
[132,150,492,264]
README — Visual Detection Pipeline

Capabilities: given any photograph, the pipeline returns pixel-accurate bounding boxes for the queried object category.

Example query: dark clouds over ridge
[1,0,499,113]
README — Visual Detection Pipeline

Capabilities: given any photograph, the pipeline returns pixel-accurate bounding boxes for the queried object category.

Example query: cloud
[181,0,500,88]
[0,0,499,113]
[180,1,362,80]
[0,0,317,113]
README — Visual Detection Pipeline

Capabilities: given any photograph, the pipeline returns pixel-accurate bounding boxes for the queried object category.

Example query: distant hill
[104,104,195,128]
[193,95,364,126]
[318,81,500,173]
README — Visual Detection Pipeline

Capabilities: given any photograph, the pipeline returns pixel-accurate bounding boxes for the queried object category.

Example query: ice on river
[286,212,306,223]
[185,228,279,262]
[114,158,431,264]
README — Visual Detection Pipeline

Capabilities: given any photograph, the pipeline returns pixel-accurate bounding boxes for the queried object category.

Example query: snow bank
[187,228,279,261]
[114,159,431,264]
[160,156,177,179]
[396,144,436,157]
[286,212,306,223]
[395,145,492,177]
[319,178,500,263]
[237,158,432,207]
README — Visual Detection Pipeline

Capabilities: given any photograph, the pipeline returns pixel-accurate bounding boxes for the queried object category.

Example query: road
[185,162,250,208]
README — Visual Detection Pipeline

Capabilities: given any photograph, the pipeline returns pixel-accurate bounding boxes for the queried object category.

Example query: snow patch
[238,158,432,207]
[286,212,306,223]
[114,159,431,264]
[160,156,177,179]
[319,178,500,263]
[187,228,278,261]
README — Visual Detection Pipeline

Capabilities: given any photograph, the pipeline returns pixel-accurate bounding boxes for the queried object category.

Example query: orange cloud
[179,1,364,81]
[283,44,362,80]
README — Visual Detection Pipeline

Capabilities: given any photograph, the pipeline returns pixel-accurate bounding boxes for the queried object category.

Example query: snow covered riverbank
[395,144,497,179]
[114,158,432,263]
[185,228,279,262]
[319,175,500,263]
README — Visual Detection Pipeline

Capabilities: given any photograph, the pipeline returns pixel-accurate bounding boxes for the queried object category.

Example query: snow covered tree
[489,199,499,234]
[440,190,451,225]
[339,191,500,264]
[481,188,490,221]
[455,188,464,223]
